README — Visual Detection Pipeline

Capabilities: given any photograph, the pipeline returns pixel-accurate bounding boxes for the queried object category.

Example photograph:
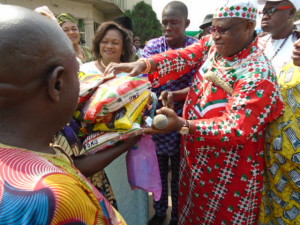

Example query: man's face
[211,18,251,57]
[260,1,294,34]
[133,37,142,49]
[162,8,188,47]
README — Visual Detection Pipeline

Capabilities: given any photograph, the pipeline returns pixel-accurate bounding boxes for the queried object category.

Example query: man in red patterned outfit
[104,0,284,224]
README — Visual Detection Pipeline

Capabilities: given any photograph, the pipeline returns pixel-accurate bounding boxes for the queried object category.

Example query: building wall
[0,0,152,47]
[0,0,94,19]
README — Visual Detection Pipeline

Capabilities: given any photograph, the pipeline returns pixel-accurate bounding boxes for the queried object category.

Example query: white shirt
[262,34,294,75]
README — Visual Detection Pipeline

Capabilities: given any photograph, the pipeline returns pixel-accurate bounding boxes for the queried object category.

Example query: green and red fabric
[148,35,284,224]
[214,0,257,21]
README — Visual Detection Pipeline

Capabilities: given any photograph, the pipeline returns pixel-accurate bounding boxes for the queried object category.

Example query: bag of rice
[83,123,143,154]
[82,76,151,122]
[93,90,150,131]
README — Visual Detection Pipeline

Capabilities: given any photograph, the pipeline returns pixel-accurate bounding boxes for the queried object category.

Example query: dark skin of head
[0,5,79,154]
[0,5,140,176]
[261,1,296,39]
[212,18,256,57]
[162,4,190,49]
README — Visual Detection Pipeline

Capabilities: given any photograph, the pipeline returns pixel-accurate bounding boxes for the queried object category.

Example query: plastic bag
[126,135,162,201]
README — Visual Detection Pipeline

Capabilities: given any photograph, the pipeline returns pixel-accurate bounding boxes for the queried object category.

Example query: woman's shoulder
[80,61,99,74]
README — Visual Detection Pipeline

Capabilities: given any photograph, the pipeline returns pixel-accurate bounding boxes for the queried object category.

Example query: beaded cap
[214,0,258,21]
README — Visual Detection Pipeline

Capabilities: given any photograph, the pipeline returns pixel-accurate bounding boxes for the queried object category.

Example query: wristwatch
[180,119,190,135]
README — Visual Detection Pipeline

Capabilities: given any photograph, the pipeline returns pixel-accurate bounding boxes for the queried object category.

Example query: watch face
[180,127,189,135]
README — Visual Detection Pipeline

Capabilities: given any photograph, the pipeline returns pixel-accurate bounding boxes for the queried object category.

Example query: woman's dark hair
[92,21,133,62]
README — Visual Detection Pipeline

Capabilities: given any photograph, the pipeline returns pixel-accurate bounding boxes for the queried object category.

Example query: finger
[292,51,300,60]
[167,102,174,109]
[156,107,174,116]
[143,127,165,134]
[293,49,300,56]
[104,62,123,77]
[126,134,142,144]
[160,92,169,106]
[103,64,114,76]
[294,39,300,47]
[158,91,167,100]
[167,95,174,109]
[128,67,142,77]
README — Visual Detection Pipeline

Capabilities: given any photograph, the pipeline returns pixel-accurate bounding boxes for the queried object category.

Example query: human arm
[145,69,283,147]
[73,135,141,177]
[103,58,157,77]
[104,37,210,87]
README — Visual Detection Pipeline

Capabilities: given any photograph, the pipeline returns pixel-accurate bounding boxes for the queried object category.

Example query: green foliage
[125,1,162,45]
[296,11,300,21]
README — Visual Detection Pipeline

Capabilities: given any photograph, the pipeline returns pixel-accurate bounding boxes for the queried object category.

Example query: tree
[125,1,162,46]
[296,10,300,21]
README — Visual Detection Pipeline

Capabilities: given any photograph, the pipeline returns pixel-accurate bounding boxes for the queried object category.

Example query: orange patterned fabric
[0,143,126,225]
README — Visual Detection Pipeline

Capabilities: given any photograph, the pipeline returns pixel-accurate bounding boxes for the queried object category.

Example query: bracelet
[138,58,151,74]
[179,119,190,135]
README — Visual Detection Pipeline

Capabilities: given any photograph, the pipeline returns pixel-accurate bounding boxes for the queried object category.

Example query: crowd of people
[0,0,300,225]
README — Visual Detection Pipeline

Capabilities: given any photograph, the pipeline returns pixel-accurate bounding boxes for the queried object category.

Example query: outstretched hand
[104,61,146,77]
[143,107,184,134]
[122,134,142,147]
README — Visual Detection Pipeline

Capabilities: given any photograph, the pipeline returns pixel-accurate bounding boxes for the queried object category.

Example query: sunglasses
[208,20,246,35]
[259,6,293,17]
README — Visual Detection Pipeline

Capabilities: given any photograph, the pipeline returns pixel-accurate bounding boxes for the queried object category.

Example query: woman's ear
[46,66,65,102]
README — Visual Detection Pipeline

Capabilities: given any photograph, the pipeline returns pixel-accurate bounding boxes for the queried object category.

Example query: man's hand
[74,135,142,177]
[159,91,174,109]
[143,107,184,134]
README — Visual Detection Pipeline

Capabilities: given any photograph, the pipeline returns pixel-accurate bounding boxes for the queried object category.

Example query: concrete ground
[148,170,172,225]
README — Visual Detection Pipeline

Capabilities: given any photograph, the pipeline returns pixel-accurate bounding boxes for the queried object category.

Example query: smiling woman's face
[99,28,124,63]
[61,21,80,46]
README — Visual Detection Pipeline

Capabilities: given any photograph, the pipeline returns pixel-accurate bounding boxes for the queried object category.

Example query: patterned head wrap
[57,13,79,26]
[214,0,258,21]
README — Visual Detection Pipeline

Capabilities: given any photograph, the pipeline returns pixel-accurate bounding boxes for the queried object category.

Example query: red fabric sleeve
[148,36,211,88]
